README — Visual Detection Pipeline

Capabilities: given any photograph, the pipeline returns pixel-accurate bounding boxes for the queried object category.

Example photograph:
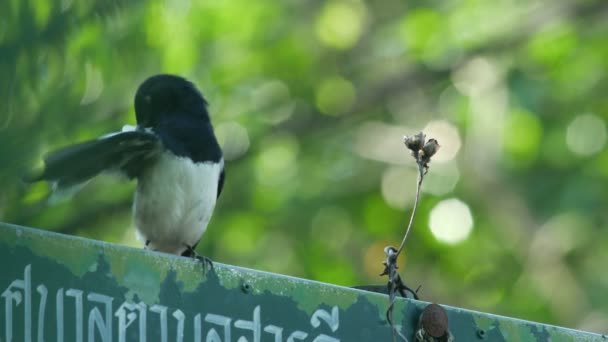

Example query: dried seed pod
[421,138,440,158]
[403,132,426,152]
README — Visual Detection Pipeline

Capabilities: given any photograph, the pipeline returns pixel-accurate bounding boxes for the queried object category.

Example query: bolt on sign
[0,223,603,341]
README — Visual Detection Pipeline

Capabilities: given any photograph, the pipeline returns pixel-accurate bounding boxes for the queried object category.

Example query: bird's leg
[182,245,214,272]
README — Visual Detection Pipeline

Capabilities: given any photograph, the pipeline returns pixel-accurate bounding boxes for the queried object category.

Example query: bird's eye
[144,95,151,103]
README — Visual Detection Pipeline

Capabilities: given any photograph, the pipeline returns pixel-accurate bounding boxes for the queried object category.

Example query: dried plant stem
[385,161,425,342]
[396,162,424,257]
[383,133,439,342]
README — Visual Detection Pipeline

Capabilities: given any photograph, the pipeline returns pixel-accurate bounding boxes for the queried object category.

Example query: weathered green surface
[0,223,604,341]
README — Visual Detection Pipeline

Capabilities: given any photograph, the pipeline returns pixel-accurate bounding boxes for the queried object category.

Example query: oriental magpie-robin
[26,74,225,261]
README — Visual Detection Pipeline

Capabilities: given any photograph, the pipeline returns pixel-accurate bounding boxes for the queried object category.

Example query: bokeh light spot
[80,62,104,105]
[255,232,299,275]
[255,134,299,186]
[364,195,401,237]
[316,76,356,116]
[503,109,543,166]
[315,0,366,50]
[566,113,607,156]
[527,24,577,66]
[452,57,500,97]
[429,198,473,244]
[381,166,417,209]
[23,182,51,204]
[311,206,353,250]
[423,120,461,162]
[216,122,250,160]
[400,8,461,67]
[363,240,404,279]
[32,0,51,29]
[422,162,460,196]
[400,8,441,54]
[251,80,294,124]
[219,213,264,256]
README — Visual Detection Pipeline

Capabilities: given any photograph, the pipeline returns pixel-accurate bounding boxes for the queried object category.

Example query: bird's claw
[195,255,214,272]
[183,245,214,273]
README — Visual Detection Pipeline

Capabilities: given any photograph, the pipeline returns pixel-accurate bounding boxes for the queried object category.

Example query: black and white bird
[26,74,225,260]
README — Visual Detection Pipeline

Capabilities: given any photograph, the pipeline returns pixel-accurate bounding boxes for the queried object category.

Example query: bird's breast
[133,151,223,254]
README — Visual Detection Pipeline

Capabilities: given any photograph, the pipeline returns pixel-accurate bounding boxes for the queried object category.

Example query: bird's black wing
[26,130,160,188]
[217,167,225,199]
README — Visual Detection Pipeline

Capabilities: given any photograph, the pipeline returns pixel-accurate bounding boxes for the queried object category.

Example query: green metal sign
[0,223,604,341]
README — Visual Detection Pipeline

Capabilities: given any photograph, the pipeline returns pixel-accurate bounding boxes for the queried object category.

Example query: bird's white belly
[133,152,222,255]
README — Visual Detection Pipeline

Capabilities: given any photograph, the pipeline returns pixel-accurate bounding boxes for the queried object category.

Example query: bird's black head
[134,74,209,127]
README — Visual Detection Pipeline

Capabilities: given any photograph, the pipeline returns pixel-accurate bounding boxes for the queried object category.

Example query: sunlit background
[1,0,607,334]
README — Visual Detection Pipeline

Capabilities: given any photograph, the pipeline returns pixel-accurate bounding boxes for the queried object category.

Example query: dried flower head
[403,132,426,152]
[421,138,440,158]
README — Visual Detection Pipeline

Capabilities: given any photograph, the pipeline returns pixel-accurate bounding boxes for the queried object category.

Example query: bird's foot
[195,255,214,273]
[182,245,214,273]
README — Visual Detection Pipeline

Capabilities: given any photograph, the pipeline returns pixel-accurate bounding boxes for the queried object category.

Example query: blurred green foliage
[1,0,607,334]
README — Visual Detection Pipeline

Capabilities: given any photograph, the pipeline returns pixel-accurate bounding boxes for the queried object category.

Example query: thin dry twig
[382,247,411,342]
[396,162,424,257]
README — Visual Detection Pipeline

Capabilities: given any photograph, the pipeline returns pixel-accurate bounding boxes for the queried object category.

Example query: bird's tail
[25,130,159,190]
